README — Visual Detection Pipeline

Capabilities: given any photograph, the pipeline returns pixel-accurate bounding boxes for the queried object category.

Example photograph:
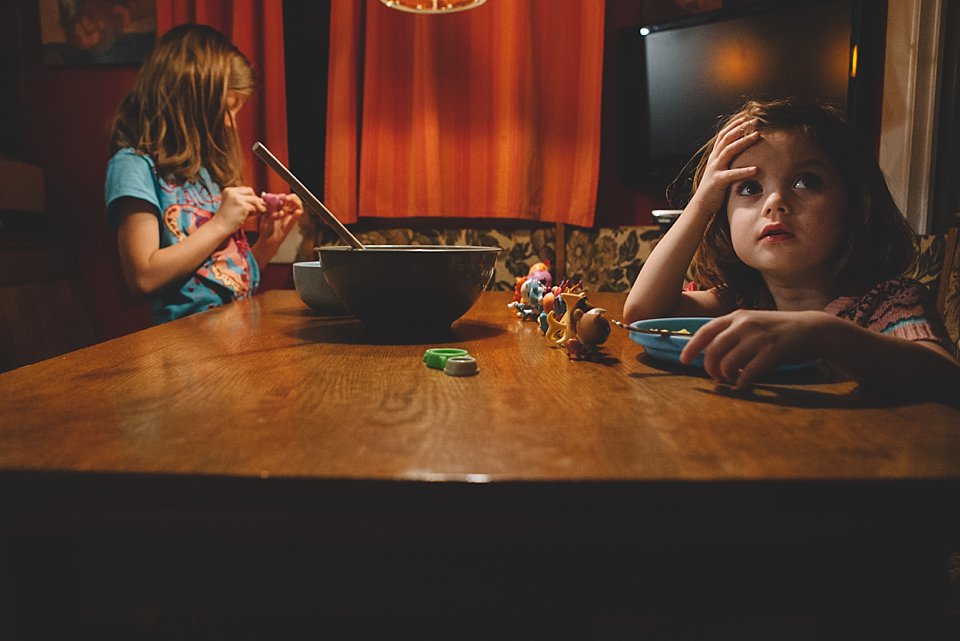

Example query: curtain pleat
[323,0,364,224]
[326,0,605,226]
[156,0,289,195]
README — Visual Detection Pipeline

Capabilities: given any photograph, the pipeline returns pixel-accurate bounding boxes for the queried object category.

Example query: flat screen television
[619,0,881,190]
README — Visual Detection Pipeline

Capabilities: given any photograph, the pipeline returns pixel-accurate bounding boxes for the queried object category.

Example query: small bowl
[316,245,501,332]
[628,317,711,367]
[293,261,349,316]
[629,317,818,372]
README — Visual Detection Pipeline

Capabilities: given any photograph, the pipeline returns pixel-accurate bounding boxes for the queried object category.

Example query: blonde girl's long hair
[110,24,255,188]
[679,98,917,301]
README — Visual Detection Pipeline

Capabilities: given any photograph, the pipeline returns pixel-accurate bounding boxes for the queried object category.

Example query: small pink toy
[525,261,552,289]
[261,192,286,214]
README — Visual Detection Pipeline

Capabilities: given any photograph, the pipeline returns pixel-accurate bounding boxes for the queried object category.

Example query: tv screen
[623,0,855,183]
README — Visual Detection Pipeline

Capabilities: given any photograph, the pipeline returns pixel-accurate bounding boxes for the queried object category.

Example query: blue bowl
[628,317,711,367]
[628,317,818,372]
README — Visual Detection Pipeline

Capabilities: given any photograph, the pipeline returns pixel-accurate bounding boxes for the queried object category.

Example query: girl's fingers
[712,335,764,383]
[714,166,758,184]
[732,117,759,139]
[712,141,759,179]
[679,317,729,364]
[716,115,751,140]
[228,191,266,213]
[700,325,749,381]
[713,120,760,161]
[734,352,777,391]
[716,130,761,163]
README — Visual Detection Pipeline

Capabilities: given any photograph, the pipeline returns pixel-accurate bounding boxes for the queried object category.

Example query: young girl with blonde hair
[105,24,302,323]
[624,99,959,393]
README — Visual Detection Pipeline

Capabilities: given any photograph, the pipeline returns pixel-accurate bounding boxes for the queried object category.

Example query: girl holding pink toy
[105,25,302,323]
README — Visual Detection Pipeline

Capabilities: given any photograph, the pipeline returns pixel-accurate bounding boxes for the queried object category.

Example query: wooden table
[2,291,959,638]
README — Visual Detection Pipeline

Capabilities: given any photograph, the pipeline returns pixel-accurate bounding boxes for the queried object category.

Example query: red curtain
[326,0,606,226]
[156,0,289,194]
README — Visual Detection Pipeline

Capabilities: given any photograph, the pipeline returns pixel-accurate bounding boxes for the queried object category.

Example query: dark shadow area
[692,377,960,410]
[6,531,957,641]
[634,351,710,376]
[572,350,621,367]
[696,382,901,410]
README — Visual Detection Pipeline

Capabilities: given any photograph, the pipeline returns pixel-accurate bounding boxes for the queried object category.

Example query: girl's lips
[758,223,794,241]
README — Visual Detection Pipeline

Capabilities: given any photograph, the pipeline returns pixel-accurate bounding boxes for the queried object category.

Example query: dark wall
[14,0,151,341]
[2,0,25,157]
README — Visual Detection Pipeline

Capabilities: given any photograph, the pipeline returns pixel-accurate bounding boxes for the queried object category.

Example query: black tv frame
[617,0,887,193]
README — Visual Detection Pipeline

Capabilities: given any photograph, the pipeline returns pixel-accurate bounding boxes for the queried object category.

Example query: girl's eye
[735,180,762,196]
[795,173,823,189]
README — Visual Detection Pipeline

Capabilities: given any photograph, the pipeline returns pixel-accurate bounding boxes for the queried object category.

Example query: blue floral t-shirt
[105,149,260,323]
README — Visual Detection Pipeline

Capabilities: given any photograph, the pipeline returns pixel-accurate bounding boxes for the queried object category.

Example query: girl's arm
[623,116,761,323]
[623,197,728,322]
[116,187,264,295]
[681,309,960,395]
[821,323,960,394]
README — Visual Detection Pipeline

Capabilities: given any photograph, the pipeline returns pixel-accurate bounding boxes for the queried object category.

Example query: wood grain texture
[2,292,958,635]
[2,291,958,483]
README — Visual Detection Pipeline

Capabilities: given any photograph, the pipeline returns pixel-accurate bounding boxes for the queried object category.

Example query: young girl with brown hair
[105,24,302,323]
[623,99,959,393]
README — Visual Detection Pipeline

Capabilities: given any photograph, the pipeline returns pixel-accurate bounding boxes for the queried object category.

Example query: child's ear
[226,91,243,111]
[224,91,248,128]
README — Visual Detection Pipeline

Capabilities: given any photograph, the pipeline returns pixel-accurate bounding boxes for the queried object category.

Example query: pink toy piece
[528,269,552,289]
[261,192,286,214]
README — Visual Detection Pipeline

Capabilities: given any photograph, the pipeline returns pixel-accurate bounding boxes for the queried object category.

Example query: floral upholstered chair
[563,226,666,292]
[909,231,959,357]
[933,226,960,358]
[910,234,947,293]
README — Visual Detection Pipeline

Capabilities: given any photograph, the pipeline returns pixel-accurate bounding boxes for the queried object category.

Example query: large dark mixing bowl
[315,245,501,331]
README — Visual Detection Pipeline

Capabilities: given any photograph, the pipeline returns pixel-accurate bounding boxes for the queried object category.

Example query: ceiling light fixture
[380,0,487,14]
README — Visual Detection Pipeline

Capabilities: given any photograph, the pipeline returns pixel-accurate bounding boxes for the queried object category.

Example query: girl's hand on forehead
[679,309,826,391]
[215,186,267,234]
[690,116,762,215]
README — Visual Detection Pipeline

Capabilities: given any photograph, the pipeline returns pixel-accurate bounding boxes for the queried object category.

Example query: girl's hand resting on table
[680,310,828,390]
[214,186,266,234]
[688,115,761,215]
[252,193,304,265]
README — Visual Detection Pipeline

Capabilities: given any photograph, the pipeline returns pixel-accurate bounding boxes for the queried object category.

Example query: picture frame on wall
[39,0,156,66]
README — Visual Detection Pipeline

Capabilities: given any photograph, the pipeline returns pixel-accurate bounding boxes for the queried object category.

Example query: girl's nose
[762,190,789,217]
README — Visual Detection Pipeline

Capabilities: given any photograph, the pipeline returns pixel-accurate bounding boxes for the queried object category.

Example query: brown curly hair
[109,24,255,188]
[680,99,917,303]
